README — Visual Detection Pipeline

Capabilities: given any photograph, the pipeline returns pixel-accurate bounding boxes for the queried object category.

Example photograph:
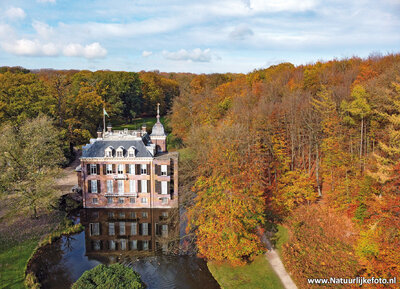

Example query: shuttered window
[130,222,137,235]
[106,164,112,175]
[142,223,149,236]
[129,164,135,175]
[91,180,98,193]
[143,240,149,250]
[109,223,115,235]
[141,197,147,204]
[107,180,113,193]
[109,240,116,250]
[161,165,167,176]
[130,240,137,250]
[89,223,100,236]
[119,222,126,235]
[141,180,147,193]
[120,239,127,250]
[118,180,124,194]
[117,164,124,174]
[141,164,147,175]
[130,180,136,193]
[90,164,97,175]
[161,181,168,195]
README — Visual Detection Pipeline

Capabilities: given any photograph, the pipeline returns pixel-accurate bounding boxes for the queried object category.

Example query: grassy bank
[273,225,289,256]
[207,255,284,289]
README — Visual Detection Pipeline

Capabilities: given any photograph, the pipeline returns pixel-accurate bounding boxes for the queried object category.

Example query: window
[107,180,113,193]
[119,212,125,218]
[118,197,124,204]
[107,197,113,204]
[108,212,114,218]
[93,240,101,251]
[118,164,124,174]
[141,197,147,204]
[129,164,135,175]
[143,240,149,250]
[141,164,147,175]
[142,212,148,218]
[161,197,168,205]
[89,223,100,236]
[108,223,115,235]
[130,240,137,250]
[141,180,147,193]
[106,150,112,157]
[128,147,135,157]
[130,222,137,235]
[106,164,113,175]
[130,212,137,218]
[120,239,127,250]
[109,240,116,250]
[130,198,136,204]
[161,181,168,195]
[161,165,168,176]
[90,164,97,175]
[92,197,98,204]
[161,211,168,218]
[161,224,168,237]
[142,223,148,236]
[129,180,136,193]
[119,222,125,235]
[118,180,124,194]
[91,180,98,194]
[116,147,124,157]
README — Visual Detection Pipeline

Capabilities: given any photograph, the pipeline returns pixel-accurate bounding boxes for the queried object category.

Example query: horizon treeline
[170,53,400,288]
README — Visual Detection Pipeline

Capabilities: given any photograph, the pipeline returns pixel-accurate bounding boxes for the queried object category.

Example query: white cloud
[37,0,56,3]
[2,39,58,56]
[248,0,317,12]
[229,25,254,40]
[142,50,152,57]
[63,42,107,59]
[32,21,54,39]
[162,48,213,62]
[5,7,26,20]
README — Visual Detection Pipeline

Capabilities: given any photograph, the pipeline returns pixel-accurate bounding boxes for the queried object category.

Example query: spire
[156,103,160,123]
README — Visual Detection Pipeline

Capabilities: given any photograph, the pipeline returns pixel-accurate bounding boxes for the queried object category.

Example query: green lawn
[207,255,284,289]
[112,116,169,132]
[273,225,289,257]
[0,238,39,289]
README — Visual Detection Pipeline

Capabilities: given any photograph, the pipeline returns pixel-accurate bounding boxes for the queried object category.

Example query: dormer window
[128,146,136,158]
[116,146,124,158]
[105,146,114,158]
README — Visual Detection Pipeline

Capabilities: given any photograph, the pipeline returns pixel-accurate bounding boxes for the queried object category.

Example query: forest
[1,53,400,288]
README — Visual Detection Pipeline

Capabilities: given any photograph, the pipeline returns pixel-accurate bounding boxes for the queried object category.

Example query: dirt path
[55,150,81,196]
[261,233,298,289]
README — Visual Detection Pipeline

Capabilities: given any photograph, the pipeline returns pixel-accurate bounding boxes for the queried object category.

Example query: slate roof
[82,139,153,158]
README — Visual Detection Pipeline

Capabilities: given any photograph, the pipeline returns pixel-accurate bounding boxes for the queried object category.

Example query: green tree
[72,264,145,289]
[0,116,65,218]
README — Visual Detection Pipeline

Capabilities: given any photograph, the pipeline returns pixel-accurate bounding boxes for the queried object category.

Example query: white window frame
[161,165,168,176]
[161,197,168,205]
[118,180,124,194]
[106,164,113,175]
[119,222,125,235]
[143,240,149,250]
[118,197,124,204]
[161,181,168,195]
[89,223,100,236]
[91,180,98,194]
[141,180,147,193]
[128,147,135,157]
[109,240,116,250]
[131,222,137,235]
[116,148,123,158]
[130,197,135,204]
[129,164,135,175]
[120,239,127,250]
[107,180,113,193]
[90,164,97,175]
[141,197,147,204]
[141,164,147,175]
[109,223,115,235]
[105,149,112,158]
[117,164,124,174]
[130,240,137,250]
[129,180,136,194]
[142,223,148,236]
[107,197,113,204]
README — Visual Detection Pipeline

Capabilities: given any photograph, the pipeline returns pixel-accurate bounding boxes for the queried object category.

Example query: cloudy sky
[0,0,399,73]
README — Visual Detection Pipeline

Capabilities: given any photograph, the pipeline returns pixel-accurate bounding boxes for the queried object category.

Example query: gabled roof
[82,139,152,158]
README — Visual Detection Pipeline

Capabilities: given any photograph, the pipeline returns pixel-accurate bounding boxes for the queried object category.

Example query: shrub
[72,263,145,289]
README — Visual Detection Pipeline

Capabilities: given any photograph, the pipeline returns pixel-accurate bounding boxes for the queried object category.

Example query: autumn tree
[0,116,65,218]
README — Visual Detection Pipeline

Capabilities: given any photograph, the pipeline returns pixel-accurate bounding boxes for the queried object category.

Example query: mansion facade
[76,107,178,208]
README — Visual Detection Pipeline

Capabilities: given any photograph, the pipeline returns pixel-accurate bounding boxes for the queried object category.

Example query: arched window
[116,146,124,158]
[105,146,114,158]
[128,146,136,158]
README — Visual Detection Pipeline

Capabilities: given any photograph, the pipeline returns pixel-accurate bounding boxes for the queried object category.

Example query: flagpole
[103,103,106,136]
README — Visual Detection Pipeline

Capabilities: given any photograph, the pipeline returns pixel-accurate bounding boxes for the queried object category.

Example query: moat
[30,208,220,289]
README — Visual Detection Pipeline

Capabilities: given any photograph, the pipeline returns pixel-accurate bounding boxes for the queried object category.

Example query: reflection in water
[32,208,220,289]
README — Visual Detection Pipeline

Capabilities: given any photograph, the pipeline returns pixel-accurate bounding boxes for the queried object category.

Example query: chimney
[97,126,102,138]
[107,123,112,133]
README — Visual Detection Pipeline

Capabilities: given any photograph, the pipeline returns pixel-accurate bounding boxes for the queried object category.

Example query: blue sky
[0,0,399,73]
